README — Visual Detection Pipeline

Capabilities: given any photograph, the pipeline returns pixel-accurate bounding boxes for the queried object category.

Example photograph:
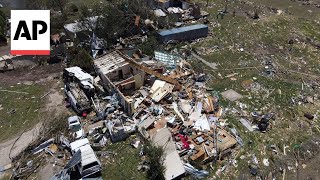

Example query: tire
[68,72,74,77]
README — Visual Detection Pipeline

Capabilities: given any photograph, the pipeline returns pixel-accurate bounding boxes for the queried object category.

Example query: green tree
[79,4,91,18]
[26,0,67,12]
[26,0,48,9]
[51,14,66,33]
[0,10,5,31]
[95,4,127,43]
[70,48,94,73]
[145,142,165,180]
[0,9,7,45]
[67,3,78,13]
[47,0,68,14]
[92,0,151,44]
[138,35,159,55]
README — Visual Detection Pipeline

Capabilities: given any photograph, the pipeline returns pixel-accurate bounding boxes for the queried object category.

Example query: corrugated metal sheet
[158,24,208,43]
[152,128,186,179]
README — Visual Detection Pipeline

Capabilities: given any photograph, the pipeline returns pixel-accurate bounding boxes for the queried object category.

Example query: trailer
[158,24,208,43]
[70,138,102,178]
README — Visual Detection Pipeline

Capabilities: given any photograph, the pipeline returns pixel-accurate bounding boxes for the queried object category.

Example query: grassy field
[187,0,320,178]
[55,0,320,178]
[90,0,320,178]
[0,84,45,142]
[101,137,147,180]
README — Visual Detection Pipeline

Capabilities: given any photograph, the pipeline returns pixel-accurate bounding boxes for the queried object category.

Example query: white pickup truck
[70,138,102,178]
[68,116,84,139]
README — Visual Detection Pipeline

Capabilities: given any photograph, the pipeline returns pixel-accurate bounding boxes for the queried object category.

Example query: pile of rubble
[62,49,243,179]
[129,71,239,179]
[9,50,243,179]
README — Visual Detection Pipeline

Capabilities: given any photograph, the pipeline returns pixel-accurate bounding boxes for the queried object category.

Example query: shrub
[67,3,78,13]
[144,142,165,180]
[70,48,94,73]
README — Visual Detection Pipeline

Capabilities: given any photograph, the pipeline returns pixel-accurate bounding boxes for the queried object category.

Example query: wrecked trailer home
[63,16,98,41]
[158,24,208,43]
[0,55,15,72]
[152,127,186,179]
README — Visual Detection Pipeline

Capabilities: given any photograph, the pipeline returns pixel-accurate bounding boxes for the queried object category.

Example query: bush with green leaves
[144,142,165,180]
[69,48,94,73]
[0,9,7,45]
[67,3,78,13]
[77,0,151,45]
[138,35,159,55]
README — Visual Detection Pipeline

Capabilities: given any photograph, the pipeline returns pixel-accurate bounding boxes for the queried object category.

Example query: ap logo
[11,10,50,55]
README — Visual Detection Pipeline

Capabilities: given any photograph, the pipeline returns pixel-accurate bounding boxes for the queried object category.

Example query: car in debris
[70,138,102,178]
[0,56,14,72]
[64,67,95,116]
[76,144,102,178]
[64,82,92,116]
[68,116,85,139]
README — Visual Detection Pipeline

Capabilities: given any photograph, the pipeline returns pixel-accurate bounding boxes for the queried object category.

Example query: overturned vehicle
[63,66,94,116]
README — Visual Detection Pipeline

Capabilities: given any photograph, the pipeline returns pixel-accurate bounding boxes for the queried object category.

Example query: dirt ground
[0,63,63,85]
[0,40,68,177]
[297,153,320,180]
[0,63,66,179]
[1,42,64,85]
[38,159,63,180]
[45,90,66,112]
[0,122,42,167]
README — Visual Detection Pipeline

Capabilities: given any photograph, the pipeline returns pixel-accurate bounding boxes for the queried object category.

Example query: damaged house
[152,0,191,9]
[63,16,98,41]
[94,50,145,116]
[64,16,105,58]
[152,0,206,22]
[94,50,181,116]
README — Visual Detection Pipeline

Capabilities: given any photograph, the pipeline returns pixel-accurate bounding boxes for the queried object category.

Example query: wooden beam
[116,50,182,90]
